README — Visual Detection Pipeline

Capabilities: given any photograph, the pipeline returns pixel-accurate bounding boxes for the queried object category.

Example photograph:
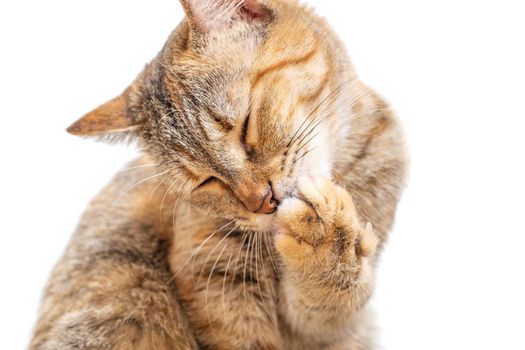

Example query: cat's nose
[237,182,279,214]
[256,189,279,214]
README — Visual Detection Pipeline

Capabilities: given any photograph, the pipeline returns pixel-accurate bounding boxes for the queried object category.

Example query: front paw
[274,177,378,272]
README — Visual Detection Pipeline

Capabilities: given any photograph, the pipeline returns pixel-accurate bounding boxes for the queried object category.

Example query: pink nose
[236,182,279,214]
[255,189,279,214]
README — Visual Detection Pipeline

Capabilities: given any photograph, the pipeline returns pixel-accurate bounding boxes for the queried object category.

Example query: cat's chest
[168,220,284,345]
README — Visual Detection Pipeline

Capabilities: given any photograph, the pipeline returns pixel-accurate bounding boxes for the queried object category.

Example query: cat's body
[31,1,406,349]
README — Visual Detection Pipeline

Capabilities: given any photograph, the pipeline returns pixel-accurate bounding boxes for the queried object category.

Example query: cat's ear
[179,0,272,32]
[67,90,140,137]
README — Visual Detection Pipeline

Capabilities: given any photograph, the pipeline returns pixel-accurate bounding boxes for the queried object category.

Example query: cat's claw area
[274,176,378,266]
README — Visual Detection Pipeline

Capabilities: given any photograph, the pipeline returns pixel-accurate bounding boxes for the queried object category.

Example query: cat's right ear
[66,89,141,137]
[179,0,272,33]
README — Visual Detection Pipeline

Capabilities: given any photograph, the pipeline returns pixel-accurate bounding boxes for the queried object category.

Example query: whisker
[254,233,272,320]
[295,146,319,165]
[221,235,240,315]
[339,107,390,131]
[204,225,237,334]
[263,233,279,276]
[158,109,178,123]
[149,175,169,201]
[287,79,361,150]
[198,225,237,282]
[168,220,235,282]
[191,220,236,280]
[171,193,180,239]
[294,130,321,157]
[115,163,160,174]
[298,82,367,144]
[159,176,179,223]
[287,83,378,166]
[287,79,359,149]
[281,80,364,173]
[229,232,249,293]
[242,232,254,305]
[110,170,170,209]
[322,107,391,152]
[322,88,372,131]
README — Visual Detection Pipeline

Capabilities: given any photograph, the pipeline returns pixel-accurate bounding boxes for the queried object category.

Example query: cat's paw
[274,176,377,272]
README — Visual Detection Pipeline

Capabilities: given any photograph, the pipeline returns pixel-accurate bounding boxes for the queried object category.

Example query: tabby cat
[30,0,407,349]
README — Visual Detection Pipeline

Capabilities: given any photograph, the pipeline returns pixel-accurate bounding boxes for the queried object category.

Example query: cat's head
[68,0,355,232]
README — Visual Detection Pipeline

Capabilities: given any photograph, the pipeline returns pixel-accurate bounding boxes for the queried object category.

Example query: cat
[30,0,407,349]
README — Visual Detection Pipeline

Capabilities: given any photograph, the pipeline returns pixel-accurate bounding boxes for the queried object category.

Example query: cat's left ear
[66,89,140,137]
[179,0,272,32]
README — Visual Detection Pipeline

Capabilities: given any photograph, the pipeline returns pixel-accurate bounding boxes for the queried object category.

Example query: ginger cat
[30,0,407,349]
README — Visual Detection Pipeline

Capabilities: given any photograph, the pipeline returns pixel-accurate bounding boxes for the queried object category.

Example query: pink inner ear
[240,0,271,21]
[184,0,271,32]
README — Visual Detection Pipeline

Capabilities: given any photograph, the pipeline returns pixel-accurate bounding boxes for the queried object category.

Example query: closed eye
[195,176,217,190]
[241,113,253,154]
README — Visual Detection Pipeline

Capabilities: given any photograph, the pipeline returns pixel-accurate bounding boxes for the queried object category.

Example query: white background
[1,1,524,349]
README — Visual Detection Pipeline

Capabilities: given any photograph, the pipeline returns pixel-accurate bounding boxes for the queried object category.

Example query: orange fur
[31,1,407,349]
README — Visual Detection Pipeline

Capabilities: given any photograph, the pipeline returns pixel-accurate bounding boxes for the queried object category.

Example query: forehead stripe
[251,48,318,88]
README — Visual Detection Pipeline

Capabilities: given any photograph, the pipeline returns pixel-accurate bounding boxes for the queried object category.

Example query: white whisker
[168,220,235,283]
[115,163,160,174]
[110,170,169,209]
[242,232,254,305]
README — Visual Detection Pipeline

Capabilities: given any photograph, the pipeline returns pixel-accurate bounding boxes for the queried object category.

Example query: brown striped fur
[31,1,407,349]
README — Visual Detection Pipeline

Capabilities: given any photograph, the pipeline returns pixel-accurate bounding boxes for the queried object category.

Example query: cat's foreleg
[274,176,378,344]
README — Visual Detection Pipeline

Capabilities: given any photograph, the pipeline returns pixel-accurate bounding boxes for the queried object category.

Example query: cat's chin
[238,213,276,233]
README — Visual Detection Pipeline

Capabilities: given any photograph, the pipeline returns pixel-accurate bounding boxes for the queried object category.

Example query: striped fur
[30,0,407,349]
